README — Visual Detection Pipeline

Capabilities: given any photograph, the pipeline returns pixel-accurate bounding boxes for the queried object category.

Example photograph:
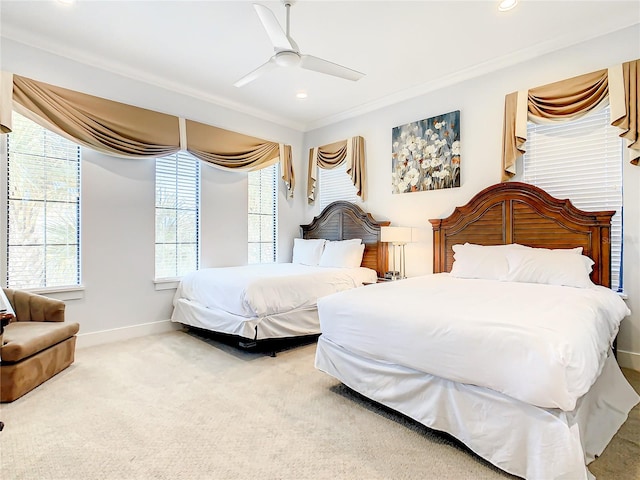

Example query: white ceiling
[1,1,639,132]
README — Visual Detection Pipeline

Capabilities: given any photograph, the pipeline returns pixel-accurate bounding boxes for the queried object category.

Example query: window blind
[155,152,200,279]
[6,112,81,289]
[523,106,623,291]
[248,163,277,264]
[319,161,359,209]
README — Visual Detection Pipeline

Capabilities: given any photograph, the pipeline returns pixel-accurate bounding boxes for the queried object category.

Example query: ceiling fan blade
[299,55,365,81]
[234,59,277,88]
[253,4,293,51]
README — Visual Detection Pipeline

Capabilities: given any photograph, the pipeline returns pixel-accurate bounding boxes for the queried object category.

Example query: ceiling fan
[234,1,365,88]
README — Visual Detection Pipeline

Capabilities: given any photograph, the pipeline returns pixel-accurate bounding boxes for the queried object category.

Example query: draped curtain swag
[0,73,295,197]
[501,59,640,181]
[307,136,366,204]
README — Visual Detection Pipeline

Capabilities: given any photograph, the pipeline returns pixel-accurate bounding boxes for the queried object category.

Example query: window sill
[20,285,85,301]
[154,278,181,291]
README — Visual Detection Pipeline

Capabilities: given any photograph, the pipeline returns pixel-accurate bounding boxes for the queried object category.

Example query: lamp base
[384,271,401,280]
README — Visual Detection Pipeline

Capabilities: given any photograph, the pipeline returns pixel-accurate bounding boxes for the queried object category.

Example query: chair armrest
[2,289,65,323]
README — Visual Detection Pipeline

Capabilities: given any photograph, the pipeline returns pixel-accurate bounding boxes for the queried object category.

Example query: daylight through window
[6,113,81,289]
[318,162,359,210]
[155,152,200,279]
[523,106,623,291]
[248,163,277,264]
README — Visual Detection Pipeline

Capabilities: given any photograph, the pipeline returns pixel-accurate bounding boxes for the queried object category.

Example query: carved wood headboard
[300,201,389,278]
[429,182,614,287]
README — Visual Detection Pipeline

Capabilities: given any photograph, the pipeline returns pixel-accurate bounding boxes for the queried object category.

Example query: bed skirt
[315,336,639,480]
[172,298,320,340]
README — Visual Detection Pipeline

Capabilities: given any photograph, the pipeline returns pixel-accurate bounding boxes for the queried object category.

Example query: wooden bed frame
[185,201,389,353]
[301,201,389,278]
[429,182,614,287]
[315,182,634,479]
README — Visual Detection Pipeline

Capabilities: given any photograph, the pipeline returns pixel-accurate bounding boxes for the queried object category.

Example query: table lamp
[380,226,413,280]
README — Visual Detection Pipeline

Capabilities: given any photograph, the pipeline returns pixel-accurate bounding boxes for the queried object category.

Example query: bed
[171,201,389,347]
[315,182,640,480]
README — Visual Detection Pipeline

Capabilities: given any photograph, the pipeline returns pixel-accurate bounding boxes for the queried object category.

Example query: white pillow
[319,239,365,268]
[504,247,595,288]
[292,238,326,266]
[450,243,527,280]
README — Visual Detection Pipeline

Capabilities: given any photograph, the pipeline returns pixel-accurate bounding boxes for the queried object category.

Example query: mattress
[317,273,630,411]
[175,263,377,317]
[171,263,377,339]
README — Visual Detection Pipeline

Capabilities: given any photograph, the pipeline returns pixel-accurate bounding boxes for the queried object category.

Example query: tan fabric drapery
[501,60,640,180]
[0,73,295,196]
[611,60,639,165]
[307,136,366,204]
[11,74,181,158]
[0,72,13,134]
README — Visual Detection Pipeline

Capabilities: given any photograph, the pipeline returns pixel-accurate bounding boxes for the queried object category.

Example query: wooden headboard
[301,201,389,278]
[429,182,614,287]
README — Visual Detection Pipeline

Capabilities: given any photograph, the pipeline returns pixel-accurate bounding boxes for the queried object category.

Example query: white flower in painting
[408,142,417,152]
[424,175,433,188]
[430,158,442,169]
[430,133,439,142]
[425,144,436,156]
[393,141,399,149]
[405,167,420,186]
[434,122,442,129]
[400,130,408,140]
[452,141,460,155]
[425,129,433,136]
[401,147,410,158]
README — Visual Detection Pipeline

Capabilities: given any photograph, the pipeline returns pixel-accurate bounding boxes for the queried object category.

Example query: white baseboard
[75,319,182,349]
[617,349,640,372]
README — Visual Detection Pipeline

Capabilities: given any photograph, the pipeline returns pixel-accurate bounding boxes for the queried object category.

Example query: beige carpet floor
[1,330,638,480]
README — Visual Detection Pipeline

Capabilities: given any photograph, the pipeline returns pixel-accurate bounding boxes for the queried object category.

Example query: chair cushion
[1,321,80,363]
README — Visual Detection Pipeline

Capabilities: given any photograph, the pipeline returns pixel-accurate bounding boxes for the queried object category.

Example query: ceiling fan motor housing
[274,50,300,67]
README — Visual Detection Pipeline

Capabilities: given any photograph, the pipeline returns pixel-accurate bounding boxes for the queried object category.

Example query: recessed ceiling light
[498,0,517,12]
[296,91,308,99]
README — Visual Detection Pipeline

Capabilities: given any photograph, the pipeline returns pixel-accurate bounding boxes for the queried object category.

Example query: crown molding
[301,21,640,131]
[3,20,638,135]
[1,27,306,132]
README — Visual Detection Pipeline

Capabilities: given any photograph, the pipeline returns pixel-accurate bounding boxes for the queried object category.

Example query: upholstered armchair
[0,288,80,402]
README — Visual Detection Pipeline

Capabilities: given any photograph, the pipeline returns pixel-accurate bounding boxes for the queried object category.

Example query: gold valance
[307,136,366,204]
[0,73,295,197]
[501,59,640,180]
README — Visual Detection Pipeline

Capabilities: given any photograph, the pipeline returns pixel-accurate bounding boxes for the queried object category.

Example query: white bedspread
[318,274,630,411]
[174,263,377,318]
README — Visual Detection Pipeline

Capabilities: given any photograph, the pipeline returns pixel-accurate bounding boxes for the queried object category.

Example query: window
[155,152,200,279]
[318,162,359,209]
[6,113,81,289]
[523,106,623,291]
[248,163,277,264]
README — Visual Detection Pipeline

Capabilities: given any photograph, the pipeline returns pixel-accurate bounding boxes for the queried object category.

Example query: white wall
[303,25,640,370]
[0,39,307,346]
[2,26,640,370]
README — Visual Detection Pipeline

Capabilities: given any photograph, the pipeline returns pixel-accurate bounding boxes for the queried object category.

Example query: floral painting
[392,110,460,194]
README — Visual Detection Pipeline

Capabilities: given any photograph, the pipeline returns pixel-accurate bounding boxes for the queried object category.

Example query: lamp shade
[380,226,413,244]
